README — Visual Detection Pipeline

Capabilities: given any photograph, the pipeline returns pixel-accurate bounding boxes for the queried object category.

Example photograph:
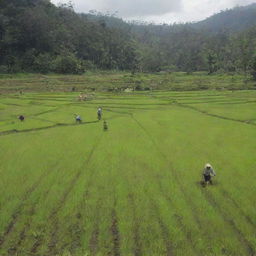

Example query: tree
[207,53,217,74]
[251,56,256,80]
[52,53,85,74]
[1,0,256,74]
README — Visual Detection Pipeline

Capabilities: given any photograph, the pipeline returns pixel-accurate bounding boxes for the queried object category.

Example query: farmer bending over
[202,163,216,185]
[76,115,82,123]
[19,115,25,121]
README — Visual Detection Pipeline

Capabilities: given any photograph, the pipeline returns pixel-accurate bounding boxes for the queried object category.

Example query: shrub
[52,54,85,74]
[250,56,256,81]
[33,53,54,73]
[0,65,9,73]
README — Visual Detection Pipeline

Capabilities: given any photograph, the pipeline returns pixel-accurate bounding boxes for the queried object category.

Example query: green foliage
[0,72,255,93]
[207,52,217,74]
[251,56,256,81]
[0,65,9,73]
[0,0,138,73]
[193,3,256,32]
[33,53,53,73]
[0,1,256,74]
[52,54,85,74]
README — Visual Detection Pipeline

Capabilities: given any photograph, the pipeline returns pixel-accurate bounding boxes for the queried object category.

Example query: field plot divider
[0,120,100,137]
[176,103,256,126]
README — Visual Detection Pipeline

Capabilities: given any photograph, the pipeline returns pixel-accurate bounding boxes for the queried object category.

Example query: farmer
[103,120,108,131]
[19,115,25,121]
[75,114,82,123]
[202,163,216,185]
[97,107,102,120]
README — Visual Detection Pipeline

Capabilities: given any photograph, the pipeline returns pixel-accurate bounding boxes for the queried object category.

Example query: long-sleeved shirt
[203,167,216,176]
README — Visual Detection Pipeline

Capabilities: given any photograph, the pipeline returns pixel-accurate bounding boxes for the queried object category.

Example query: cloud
[231,0,256,5]
[138,0,256,23]
[52,0,182,17]
[102,0,182,17]
[51,0,256,23]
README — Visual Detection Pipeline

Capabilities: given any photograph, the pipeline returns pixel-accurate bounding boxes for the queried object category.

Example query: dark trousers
[204,174,211,182]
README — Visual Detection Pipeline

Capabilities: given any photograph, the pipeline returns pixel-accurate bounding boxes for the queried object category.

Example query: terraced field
[0,90,256,256]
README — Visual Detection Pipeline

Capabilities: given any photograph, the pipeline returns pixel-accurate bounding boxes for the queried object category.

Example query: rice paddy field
[0,89,256,256]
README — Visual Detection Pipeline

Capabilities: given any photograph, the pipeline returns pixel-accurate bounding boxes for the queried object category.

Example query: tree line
[0,0,138,74]
[0,0,256,79]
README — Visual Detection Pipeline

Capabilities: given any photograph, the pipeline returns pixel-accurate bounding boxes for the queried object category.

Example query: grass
[0,88,256,256]
[0,71,255,93]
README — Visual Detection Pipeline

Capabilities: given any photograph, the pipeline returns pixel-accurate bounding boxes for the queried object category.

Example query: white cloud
[50,0,256,23]
[52,0,181,16]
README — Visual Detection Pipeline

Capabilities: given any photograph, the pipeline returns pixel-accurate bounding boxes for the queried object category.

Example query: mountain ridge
[192,3,256,32]
[83,3,256,33]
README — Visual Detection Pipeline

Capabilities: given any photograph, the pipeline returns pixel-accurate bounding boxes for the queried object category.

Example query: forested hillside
[0,0,138,73]
[193,3,256,32]
[0,0,256,77]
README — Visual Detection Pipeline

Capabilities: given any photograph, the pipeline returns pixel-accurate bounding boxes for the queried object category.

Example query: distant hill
[84,4,256,34]
[192,3,256,32]
[1,1,256,75]
[83,4,256,38]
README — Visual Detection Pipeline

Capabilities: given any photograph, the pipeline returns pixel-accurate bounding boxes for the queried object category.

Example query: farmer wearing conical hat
[202,163,216,185]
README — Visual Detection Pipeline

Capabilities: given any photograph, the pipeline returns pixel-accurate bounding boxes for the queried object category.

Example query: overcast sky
[51,0,256,23]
